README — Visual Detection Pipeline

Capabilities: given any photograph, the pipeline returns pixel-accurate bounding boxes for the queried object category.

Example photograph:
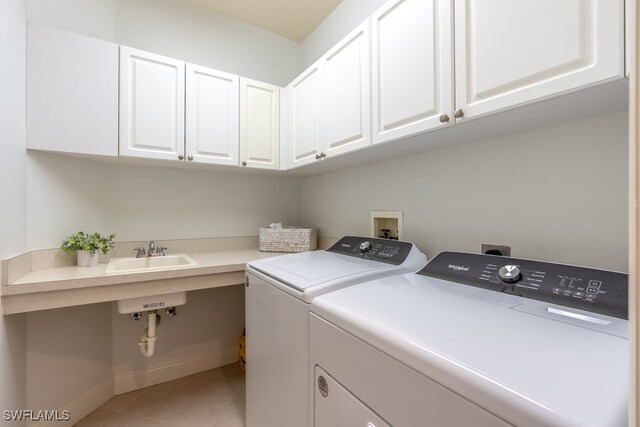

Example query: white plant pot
[77,250,99,267]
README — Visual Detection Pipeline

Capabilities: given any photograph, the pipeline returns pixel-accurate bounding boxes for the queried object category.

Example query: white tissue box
[259,227,318,253]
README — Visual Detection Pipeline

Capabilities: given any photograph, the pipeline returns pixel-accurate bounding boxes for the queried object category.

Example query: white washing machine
[310,251,628,427]
[244,236,427,427]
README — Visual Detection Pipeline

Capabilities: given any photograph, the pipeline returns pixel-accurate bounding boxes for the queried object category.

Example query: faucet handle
[133,248,146,257]
[158,246,167,256]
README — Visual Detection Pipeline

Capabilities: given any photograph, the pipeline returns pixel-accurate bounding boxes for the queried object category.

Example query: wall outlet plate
[370,211,403,240]
[481,244,511,257]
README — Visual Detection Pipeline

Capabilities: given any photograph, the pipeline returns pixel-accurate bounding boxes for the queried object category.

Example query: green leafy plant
[61,232,117,256]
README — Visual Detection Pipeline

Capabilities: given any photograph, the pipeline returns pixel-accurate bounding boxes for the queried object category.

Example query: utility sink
[105,254,198,274]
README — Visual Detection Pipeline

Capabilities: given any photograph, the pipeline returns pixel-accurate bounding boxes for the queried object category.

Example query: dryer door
[315,366,390,427]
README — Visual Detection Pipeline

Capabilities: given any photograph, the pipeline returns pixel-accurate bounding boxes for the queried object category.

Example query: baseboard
[114,347,238,395]
[27,377,114,427]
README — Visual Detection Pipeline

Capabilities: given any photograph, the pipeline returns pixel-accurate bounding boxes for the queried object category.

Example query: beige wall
[300,112,629,272]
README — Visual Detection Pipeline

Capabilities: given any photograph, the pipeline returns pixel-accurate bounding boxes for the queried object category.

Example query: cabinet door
[455,0,624,121]
[27,24,118,157]
[289,62,323,168]
[186,64,239,166]
[322,20,371,158]
[371,0,453,145]
[119,46,185,160]
[239,78,280,170]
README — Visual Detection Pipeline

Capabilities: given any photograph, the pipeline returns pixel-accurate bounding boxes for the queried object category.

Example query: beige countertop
[0,246,287,315]
[4,248,282,296]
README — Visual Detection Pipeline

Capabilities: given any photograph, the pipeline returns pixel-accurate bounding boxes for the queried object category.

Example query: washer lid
[248,251,391,291]
[311,273,628,427]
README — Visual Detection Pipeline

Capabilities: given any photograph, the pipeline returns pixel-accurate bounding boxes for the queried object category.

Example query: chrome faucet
[133,241,167,258]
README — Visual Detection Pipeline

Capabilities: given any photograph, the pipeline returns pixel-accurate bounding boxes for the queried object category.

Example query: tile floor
[74,364,245,427]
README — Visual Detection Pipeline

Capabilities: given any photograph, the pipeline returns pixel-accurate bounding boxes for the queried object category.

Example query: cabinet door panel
[455,0,624,120]
[290,63,323,168]
[186,64,239,165]
[322,20,371,157]
[27,24,119,157]
[372,0,453,144]
[240,78,280,170]
[120,47,185,160]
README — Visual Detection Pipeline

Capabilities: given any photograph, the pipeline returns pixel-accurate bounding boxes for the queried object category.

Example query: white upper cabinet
[371,0,453,145]
[119,46,185,161]
[454,0,624,121]
[27,25,119,157]
[289,62,323,168]
[321,20,371,157]
[240,78,280,170]
[186,64,239,166]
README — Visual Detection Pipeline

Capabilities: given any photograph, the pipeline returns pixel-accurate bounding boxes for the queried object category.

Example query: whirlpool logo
[448,264,470,272]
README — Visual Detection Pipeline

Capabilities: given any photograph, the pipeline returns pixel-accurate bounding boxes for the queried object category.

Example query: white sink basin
[105,254,198,274]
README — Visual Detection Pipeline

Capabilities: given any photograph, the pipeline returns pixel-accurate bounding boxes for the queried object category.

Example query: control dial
[359,241,373,252]
[498,265,521,283]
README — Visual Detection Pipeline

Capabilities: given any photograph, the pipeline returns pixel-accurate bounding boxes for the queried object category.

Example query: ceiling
[182,0,343,42]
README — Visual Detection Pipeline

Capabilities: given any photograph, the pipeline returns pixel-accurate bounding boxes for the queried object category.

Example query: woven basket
[259,227,318,253]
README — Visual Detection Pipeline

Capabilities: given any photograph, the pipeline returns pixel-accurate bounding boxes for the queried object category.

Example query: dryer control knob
[359,241,372,252]
[498,265,521,283]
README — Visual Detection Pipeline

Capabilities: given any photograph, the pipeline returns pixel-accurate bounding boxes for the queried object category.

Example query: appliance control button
[359,241,373,252]
[498,265,521,283]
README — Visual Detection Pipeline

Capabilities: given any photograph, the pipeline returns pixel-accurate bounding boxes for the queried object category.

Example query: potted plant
[61,232,117,267]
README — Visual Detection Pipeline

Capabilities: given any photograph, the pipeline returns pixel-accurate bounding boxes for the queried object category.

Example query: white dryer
[310,251,628,427]
[244,236,427,427]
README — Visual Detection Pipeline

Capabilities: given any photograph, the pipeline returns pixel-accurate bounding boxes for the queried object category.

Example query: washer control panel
[327,236,413,265]
[418,252,628,319]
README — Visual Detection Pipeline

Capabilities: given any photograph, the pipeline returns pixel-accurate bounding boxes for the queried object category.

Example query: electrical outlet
[481,244,511,257]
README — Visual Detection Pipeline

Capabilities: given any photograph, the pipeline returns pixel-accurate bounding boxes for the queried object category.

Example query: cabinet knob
[453,109,464,119]
[315,153,321,160]
[178,155,184,160]
[187,155,193,161]
[439,113,450,123]
[242,161,247,166]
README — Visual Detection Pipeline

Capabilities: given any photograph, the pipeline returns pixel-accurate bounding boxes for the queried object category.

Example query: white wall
[26,153,300,249]
[25,304,112,417]
[107,165,300,242]
[300,0,386,69]
[0,0,28,421]
[27,0,300,86]
[26,153,113,250]
[112,286,244,376]
[300,112,629,272]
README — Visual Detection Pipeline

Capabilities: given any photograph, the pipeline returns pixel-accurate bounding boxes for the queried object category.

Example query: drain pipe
[138,311,161,358]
